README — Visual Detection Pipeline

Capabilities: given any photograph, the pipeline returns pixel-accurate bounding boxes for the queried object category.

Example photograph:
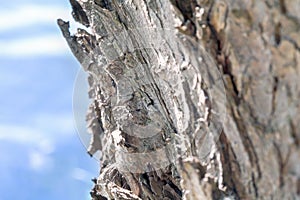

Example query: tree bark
[58,0,300,199]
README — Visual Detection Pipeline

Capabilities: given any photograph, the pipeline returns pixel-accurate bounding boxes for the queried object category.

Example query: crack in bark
[251,172,258,198]
[271,76,278,116]
[232,107,262,184]
[218,131,243,199]
[289,120,299,147]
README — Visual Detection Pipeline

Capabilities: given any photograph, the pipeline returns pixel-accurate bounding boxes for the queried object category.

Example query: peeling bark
[58,0,300,199]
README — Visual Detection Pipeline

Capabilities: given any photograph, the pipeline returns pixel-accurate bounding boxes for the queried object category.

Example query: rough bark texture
[58,0,300,199]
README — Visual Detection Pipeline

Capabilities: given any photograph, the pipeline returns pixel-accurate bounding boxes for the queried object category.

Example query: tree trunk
[58,0,300,199]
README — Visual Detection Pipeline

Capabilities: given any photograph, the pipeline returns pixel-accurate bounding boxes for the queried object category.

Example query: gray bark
[58,0,300,199]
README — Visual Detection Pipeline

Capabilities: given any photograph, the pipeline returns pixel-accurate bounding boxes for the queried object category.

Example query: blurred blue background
[0,0,98,199]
